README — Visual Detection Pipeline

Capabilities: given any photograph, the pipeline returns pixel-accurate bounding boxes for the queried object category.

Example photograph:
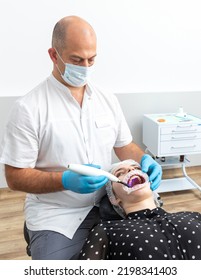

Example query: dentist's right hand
[62,164,109,194]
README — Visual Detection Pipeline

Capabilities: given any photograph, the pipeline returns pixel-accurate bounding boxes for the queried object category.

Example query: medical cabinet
[143,113,201,193]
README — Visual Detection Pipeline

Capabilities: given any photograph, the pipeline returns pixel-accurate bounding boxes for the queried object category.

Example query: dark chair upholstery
[23,222,31,256]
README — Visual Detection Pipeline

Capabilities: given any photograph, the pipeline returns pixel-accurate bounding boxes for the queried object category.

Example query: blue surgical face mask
[55,50,94,87]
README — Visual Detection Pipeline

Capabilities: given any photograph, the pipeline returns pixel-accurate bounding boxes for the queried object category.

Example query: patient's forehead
[113,164,141,175]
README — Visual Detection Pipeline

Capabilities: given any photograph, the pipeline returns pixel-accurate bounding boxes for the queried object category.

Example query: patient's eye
[115,170,125,178]
[135,167,141,170]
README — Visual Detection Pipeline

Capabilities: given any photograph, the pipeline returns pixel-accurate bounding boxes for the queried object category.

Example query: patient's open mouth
[128,174,145,187]
[123,170,149,192]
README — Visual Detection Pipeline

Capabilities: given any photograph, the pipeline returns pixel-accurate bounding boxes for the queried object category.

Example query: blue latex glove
[140,154,162,191]
[62,164,109,194]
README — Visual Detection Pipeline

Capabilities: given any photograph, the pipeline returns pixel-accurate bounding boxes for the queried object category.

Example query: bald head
[52,16,96,53]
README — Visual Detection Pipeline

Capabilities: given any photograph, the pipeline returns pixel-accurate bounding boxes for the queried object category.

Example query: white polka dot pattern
[79,208,201,260]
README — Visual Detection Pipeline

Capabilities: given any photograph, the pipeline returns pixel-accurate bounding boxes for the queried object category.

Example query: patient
[79,160,201,260]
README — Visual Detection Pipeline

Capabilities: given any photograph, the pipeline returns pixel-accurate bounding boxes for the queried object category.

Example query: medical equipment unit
[143,111,201,193]
[67,164,130,187]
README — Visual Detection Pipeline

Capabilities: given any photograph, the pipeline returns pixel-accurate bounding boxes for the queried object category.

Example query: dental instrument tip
[119,181,130,188]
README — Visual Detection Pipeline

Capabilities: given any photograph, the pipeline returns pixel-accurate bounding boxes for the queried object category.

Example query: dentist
[0,15,162,259]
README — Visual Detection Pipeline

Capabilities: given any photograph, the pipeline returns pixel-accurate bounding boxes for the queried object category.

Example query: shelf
[154,156,189,167]
[157,177,196,193]
[148,154,201,193]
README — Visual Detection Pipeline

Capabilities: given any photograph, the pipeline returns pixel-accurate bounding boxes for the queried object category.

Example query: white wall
[1,0,201,187]
[0,97,18,188]
[1,0,201,96]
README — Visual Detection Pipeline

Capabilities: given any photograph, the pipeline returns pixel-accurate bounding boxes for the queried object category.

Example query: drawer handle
[176,125,193,128]
[171,145,196,149]
[171,135,197,140]
[172,129,197,133]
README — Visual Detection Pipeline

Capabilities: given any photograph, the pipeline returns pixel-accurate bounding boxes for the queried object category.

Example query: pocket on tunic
[95,115,117,148]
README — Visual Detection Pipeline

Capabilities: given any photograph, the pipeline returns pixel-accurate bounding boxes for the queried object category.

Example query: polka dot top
[79,208,201,260]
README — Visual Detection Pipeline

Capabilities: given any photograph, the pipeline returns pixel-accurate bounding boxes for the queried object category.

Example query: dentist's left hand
[140,154,162,191]
[62,164,109,194]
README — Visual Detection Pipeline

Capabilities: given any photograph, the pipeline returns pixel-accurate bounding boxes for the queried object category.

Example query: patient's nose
[127,166,135,173]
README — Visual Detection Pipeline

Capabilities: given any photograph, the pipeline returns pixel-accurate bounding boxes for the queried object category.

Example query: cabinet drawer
[160,139,201,155]
[161,133,201,141]
[160,125,201,135]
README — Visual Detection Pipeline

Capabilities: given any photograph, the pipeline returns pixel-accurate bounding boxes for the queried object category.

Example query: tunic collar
[48,74,93,97]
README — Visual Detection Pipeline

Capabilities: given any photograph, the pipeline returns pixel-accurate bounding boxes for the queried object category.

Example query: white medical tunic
[0,75,132,238]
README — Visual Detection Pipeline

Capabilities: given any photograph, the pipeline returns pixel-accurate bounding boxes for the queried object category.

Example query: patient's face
[112,164,151,202]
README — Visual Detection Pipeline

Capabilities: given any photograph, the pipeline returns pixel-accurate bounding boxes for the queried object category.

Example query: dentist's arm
[5,164,108,194]
[5,165,63,193]
[114,142,144,163]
